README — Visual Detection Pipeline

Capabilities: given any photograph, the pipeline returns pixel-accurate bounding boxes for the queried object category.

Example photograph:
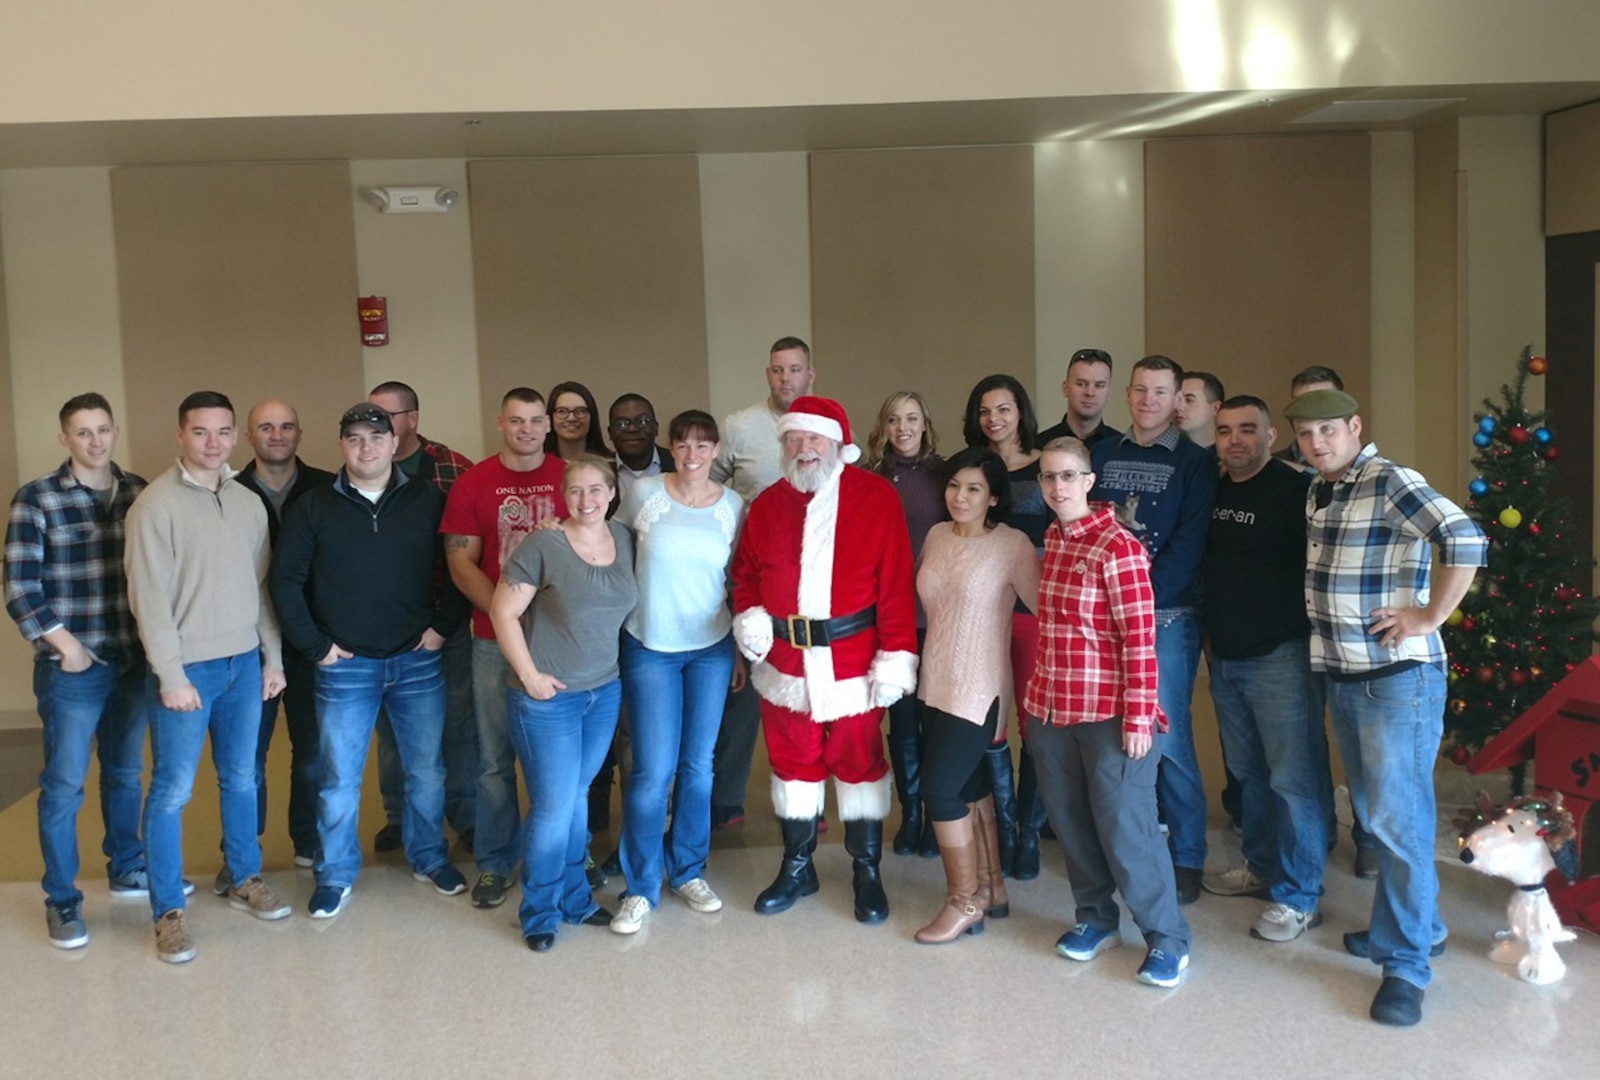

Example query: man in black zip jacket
[239,399,335,868]
[269,404,471,920]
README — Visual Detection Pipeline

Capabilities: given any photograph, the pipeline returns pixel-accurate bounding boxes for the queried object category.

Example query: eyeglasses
[1039,470,1089,483]
[611,416,656,432]
[377,408,416,421]
[553,406,590,420]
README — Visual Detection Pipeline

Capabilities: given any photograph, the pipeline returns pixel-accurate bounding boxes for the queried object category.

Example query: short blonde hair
[1039,436,1091,472]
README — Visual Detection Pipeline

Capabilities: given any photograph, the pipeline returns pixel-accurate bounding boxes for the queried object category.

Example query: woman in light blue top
[609,410,745,935]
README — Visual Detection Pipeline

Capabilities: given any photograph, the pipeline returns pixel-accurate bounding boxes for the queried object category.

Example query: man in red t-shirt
[441,388,568,909]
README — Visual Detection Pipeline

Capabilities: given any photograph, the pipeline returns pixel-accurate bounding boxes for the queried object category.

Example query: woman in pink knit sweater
[912,447,1040,944]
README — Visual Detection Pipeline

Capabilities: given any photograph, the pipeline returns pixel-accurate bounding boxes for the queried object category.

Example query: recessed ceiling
[0,83,1596,169]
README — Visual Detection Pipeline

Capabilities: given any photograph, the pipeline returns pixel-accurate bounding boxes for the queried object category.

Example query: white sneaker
[612,894,651,935]
[672,877,723,913]
[1202,862,1267,897]
[1251,902,1322,942]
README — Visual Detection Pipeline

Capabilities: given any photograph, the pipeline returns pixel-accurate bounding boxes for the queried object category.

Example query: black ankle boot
[753,817,820,915]
[1012,750,1045,881]
[984,745,1017,877]
[843,819,889,924]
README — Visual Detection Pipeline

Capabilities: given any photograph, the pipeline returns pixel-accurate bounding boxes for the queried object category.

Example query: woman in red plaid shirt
[1021,436,1192,988]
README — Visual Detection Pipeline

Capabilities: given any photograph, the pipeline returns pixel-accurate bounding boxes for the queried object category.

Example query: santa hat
[777,396,862,464]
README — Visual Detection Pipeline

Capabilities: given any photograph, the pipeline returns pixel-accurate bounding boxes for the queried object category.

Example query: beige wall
[1547,101,1600,237]
[1412,120,1465,496]
[352,159,485,462]
[1034,139,1143,431]
[6,2,1598,125]
[1369,131,1417,464]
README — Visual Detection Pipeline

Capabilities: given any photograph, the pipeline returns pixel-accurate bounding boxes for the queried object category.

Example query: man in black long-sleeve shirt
[270,404,470,919]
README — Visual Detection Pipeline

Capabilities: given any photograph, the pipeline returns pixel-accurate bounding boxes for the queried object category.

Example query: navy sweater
[270,469,468,661]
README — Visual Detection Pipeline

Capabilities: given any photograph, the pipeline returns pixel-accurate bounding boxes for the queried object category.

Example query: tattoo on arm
[445,534,470,553]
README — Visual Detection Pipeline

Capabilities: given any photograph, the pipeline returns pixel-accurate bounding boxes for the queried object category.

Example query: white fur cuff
[733,606,773,663]
[771,776,826,821]
[834,775,892,821]
[869,649,918,705]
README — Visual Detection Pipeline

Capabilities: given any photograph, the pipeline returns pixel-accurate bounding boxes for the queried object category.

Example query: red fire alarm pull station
[359,296,389,346]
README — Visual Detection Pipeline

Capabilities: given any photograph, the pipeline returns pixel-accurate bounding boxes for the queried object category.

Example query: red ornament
[1545,445,1560,461]
[1527,356,1548,375]
[1509,670,1529,688]
[1553,586,1572,602]
[1448,745,1471,765]
[1474,666,1495,685]
[1528,522,1541,535]
[1507,426,1529,446]
[1460,617,1477,632]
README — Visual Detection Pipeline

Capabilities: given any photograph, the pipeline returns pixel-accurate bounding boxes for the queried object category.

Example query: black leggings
[920,698,1000,822]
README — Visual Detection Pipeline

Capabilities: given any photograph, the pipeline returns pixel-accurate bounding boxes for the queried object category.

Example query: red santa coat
[731,463,919,721]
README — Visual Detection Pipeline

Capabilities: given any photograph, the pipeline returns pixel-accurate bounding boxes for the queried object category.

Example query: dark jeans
[254,647,319,854]
[710,677,762,808]
[920,699,999,821]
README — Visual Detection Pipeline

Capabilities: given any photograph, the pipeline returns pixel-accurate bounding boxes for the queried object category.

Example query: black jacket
[238,457,336,547]
[270,468,468,661]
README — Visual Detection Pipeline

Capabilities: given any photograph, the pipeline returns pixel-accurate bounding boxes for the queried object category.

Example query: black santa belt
[773,605,877,650]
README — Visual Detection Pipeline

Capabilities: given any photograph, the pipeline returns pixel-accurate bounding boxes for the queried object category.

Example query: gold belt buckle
[787,614,812,650]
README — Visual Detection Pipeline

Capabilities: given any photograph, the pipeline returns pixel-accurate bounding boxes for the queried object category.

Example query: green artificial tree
[1441,346,1600,767]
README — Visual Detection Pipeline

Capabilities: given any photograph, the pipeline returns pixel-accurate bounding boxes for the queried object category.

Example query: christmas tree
[1441,346,1600,762]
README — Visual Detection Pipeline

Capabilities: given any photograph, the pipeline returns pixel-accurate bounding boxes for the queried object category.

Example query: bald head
[247,399,302,467]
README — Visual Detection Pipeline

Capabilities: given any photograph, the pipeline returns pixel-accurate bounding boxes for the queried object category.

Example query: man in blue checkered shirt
[4,392,151,950]
[1286,388,1487,1029]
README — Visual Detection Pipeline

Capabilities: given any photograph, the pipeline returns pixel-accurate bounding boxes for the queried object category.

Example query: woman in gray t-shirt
[490,457,638,952]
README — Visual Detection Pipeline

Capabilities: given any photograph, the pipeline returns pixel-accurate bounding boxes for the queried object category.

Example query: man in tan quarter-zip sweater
[125,390,288,963]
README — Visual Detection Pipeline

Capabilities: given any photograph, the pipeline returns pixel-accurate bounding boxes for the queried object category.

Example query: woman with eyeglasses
[607,410,746,936]
[491,456,637,952]
[962,374,1051,882]
[545,381,610,462]
[912,447,1039,943]
[863,391,946,859]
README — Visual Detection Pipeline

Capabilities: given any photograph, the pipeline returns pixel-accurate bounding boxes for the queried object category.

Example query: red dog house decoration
[1468,655,1600,934]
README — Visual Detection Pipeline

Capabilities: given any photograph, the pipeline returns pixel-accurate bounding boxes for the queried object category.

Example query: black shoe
[710,804,746,830]
[525,932,555,952]
[843,819,889,924]
[1354,845,1380,880]
[373,823,403,853]
[585,854,608,890]
[1370,976,1424,1026]
[1012,829,1041,881]
[892,802,921,856]
[601,846,623,877]
[1173,865,1203,906]
[471,871,509,909]
[1344,930,1447,959]
[580,906,613,927]
[755,817,821,915]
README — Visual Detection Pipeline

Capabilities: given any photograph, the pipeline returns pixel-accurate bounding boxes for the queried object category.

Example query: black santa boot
[843,819,890,924]
[753,816,821,915]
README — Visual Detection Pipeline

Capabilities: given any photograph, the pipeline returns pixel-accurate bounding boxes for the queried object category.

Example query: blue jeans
[143,652,262,917]
[376,624,475,833]
[619,632,734,905]
[1208,640,1333,912]
[508,681,622,937]
[34,656,149,905]
[1327,662,1447,988]
[471,637,524,876]
[1154,611,1207,869]
[314,648,449,888]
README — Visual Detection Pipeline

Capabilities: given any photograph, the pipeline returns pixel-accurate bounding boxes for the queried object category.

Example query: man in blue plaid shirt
[1286,388,1487,1028]
[4,392,152,950]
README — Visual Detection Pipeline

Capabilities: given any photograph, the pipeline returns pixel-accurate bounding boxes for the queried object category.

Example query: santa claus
[731,396,918,923]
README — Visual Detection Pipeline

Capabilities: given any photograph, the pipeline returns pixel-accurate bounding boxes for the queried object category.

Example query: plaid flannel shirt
[1304,443,1488,675]
[1022,504,1166,736]
[4,460,147,663]
[416,435,472,495]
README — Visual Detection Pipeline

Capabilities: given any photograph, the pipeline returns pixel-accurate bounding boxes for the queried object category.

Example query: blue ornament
[1472,431,1492,448]
[1469,478,1489,497]
[1478,416,1497,434]
[1533,427,1552,445]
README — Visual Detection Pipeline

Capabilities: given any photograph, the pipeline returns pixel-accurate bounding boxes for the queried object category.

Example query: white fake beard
[782,443,841,493]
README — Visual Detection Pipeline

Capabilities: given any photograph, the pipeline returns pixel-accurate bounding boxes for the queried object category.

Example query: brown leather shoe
[970,796,1010,918]
[916,816,985,945]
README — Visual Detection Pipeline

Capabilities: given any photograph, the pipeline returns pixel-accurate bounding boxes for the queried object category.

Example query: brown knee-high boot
[915,815,984,944]
[971,795,1010,918]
